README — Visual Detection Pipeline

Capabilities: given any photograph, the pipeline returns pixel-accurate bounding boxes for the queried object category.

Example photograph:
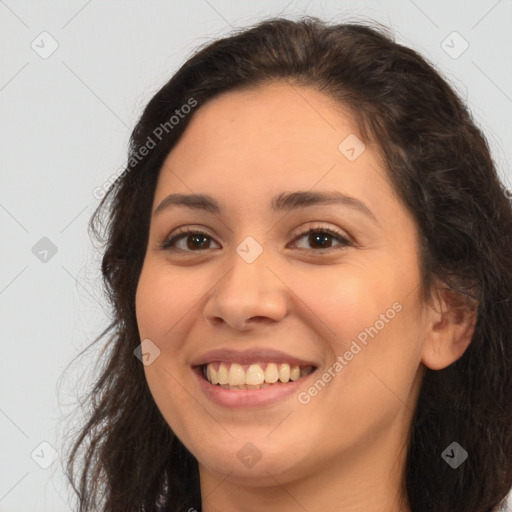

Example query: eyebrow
[153,191,377,223]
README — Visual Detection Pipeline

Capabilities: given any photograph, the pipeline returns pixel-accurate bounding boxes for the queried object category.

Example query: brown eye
[290,227,352,251]
[161,226,352,253]
[161,230,220,251]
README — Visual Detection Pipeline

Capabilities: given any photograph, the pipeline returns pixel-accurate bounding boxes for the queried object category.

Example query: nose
[203,249,289,331]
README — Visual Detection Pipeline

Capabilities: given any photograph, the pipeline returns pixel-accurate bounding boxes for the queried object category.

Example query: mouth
[190,348,320,407]
[199,361,316,390]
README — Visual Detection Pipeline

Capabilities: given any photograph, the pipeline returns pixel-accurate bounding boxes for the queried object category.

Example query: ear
[421,281,478,371]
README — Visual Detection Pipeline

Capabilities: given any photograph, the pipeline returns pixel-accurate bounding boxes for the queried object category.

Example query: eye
[160,228,220,252]
[160,225,352,253]
[288,225,352,252]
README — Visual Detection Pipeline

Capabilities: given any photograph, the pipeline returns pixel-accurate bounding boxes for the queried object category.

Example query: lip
[190,348,319,368]
[193,365,319,408]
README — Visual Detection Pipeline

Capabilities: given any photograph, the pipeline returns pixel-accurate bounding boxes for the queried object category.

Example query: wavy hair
[66,16,512,512]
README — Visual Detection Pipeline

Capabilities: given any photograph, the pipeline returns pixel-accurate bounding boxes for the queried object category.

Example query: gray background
[1,1,511,510]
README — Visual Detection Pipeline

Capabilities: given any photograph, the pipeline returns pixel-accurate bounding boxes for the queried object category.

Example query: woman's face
[135,82,430,492]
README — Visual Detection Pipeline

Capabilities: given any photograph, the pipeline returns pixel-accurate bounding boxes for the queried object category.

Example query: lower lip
[193,367,317,408]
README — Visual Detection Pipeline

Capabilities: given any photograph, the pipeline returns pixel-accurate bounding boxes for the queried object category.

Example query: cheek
[291,263,398,355]
[322,291,423,427]
[293,260,423,407]
[135,265,195,432]
[135,264,197,349]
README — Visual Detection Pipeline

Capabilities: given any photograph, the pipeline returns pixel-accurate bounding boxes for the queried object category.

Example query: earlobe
[421,285,478,371]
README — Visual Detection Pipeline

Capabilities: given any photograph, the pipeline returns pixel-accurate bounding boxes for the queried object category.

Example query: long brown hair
[66,16,512,512]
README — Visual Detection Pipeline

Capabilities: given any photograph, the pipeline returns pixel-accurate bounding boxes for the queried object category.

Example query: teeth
[264,363,279,383]
[217,362,229,385]
[290,365,301,381]
[278,363,290,383]
[206,364,219,385]
[203,361,313,388]
[228,363,246,386]
[245,364,265,385]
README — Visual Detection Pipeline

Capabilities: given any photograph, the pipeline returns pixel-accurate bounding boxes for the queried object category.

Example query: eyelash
[160,225,353,253]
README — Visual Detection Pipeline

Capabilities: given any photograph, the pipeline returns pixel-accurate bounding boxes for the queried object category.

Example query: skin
[135,81,476,512]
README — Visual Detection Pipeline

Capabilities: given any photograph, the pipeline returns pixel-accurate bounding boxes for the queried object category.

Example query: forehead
[176,81,358,157]
[157,82,381,193]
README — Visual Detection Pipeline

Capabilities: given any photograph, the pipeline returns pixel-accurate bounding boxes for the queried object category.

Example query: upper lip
[190,348,319,368]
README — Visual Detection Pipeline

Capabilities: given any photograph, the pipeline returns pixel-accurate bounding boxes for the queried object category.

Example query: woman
[66,16,512,512]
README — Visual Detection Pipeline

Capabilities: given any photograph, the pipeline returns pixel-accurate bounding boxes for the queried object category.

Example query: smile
[191,348,319,407]
[202,362,315,390]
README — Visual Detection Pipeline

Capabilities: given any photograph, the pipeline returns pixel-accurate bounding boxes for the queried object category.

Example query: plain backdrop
[1,1,511,510]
